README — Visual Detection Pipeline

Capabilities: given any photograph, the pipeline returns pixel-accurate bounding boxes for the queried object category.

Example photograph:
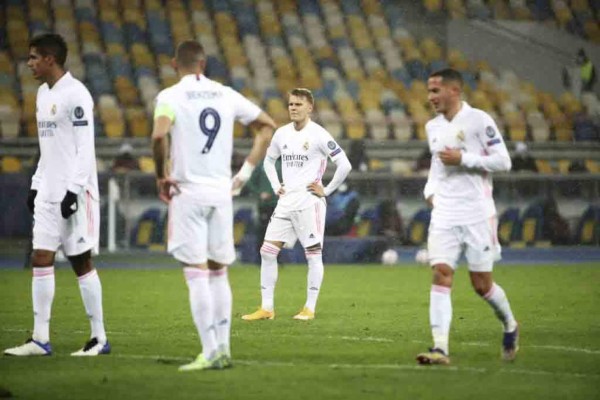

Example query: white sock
[78,269,107,343]
[483,283,517,332]
[304,248,324,312]
[430,285,452,355]
[184,267,218,360]
[260,243,280,312]
[32,267,55,344]
[209,268,232,356]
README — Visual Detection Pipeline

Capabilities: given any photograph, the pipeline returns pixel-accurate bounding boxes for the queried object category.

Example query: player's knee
[432,264,453,286]
[31,250,54,267]
[260,242,280,261]
[472,281,492,297]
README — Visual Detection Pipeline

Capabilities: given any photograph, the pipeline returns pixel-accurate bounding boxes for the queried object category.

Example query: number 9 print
[199,107,221,154]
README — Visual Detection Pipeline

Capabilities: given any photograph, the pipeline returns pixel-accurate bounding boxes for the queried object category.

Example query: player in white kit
[151,40,276,371]
[4,34,109,357]
[416,69,519,365]
[242,88,352,321]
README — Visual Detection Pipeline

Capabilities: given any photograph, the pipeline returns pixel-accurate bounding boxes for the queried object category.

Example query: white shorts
[264,199,326,248]
[427,217,501,272]
[167,192,235,265]
[33,191,99,257]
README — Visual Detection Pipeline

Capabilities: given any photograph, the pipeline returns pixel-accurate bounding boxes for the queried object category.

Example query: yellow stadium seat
[1,156,22,173]
[535,159,553,174]
[585,160,599,173]
[139,156,155,173]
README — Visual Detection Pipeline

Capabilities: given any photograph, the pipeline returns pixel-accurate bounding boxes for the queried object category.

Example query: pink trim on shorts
[184,267,209,280]
[305,249,322,258]
[86,191,93,236]
[209,268,228,277]
[260,243,280,255]
[489,216,498,245]
[314,203,322,235]
[77,268,97,281]
[33,267,54,278]
[483,284,497,300]
[431,285,451,294]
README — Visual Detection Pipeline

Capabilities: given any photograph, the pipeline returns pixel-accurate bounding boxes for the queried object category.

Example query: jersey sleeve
[228,88,262,126]
[265,129,282,160]
[154,90,176,122]
[318,128,344,161]
[66,86,96,194]
[461,112,511,172]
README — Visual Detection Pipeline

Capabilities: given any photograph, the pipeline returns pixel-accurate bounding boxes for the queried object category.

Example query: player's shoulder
[63,74,93,103]
[425,114,444,130]
[465,104,493,122]
[274,122,294,136]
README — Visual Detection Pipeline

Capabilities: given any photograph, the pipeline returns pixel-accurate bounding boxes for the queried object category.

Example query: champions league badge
[485,126,496,138]
[327,140,337,150]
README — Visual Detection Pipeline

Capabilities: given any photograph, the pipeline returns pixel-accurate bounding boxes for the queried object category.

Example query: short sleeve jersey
[266,120,345,211]
[155,74,261,203]
[425,102,510,225]
[32,72,98,202]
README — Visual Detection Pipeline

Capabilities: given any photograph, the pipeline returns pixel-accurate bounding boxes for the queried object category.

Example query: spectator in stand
[542,198,571,245]
[414,148,432,175]
[325,183,360,236]
[111,143,139,173]
[511,142,537,173]
[348,139,369,172]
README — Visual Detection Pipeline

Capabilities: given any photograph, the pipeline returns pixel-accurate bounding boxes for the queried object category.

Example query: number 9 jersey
[154,74,262,203]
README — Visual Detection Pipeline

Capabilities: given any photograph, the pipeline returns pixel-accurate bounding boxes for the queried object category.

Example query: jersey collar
[181,74,204,83]
[446,101,471,123]
[50,71,72,91]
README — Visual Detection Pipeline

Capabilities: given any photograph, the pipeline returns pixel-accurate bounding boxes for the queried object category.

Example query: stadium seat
[407,208,431,246]
[498,207,521,245]
[520,202,545,245]
[356,208,379,237]
[576,206,600,245]
[1,156,22,173]
[234,207,254,246]
[130,208,164,248]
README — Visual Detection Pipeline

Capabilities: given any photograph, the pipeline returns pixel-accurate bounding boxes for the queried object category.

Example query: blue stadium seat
[498,207,521,245]
[407,208,431,245]
[131,208,164,248]
[234,207,254,246]
[356,208,379,237]
[520,202,545,245]
[576,205,600,245]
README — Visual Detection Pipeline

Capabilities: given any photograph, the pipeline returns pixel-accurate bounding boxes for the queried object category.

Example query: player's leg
[205,202,236,366]
[416,223,461,365]
[61,191,108,356]
[293,200,326,320]
[4,200,60,356]
[466,219,518,360]
[242,207,292,320]
[169,200,222,371]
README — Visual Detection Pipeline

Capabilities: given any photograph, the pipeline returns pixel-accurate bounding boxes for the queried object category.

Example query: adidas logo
[283,144,288,149]
[77,237,86,244]
[483,246,490,251]
[309,233,315,238]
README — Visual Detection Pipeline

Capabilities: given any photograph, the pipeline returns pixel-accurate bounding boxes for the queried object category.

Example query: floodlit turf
[1,259,599,400]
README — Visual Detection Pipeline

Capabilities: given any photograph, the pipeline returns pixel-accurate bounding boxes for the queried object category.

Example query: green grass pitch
[1,257,599,400]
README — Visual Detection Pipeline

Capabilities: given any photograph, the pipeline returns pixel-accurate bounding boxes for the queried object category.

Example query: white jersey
[424,102,511,226]
[267,120,345,211]
[155,74,261,204]
[31,72,98,202]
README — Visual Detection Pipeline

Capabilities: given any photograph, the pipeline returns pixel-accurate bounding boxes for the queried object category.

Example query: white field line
[109,353,599,379]
[4,328,600,355]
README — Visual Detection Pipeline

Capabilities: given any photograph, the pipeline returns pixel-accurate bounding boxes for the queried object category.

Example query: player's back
[156,75,259,200]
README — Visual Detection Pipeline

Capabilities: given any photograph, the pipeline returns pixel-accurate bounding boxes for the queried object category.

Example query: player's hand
[439,148,462,166]
[426,195,434,209]
[156,177,180,204]
[27,189,37,214]
[231,175,245,197]
[276,185,286,197]
[307,182,325,198]
[60,191,78,219]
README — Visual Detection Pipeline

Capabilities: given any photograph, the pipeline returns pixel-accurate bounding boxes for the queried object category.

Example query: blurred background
[0,0,599,264]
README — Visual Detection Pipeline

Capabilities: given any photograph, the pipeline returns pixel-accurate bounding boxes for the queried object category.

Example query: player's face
[427,76,458,114]
[288,95,313,123]
[27,47,52,81]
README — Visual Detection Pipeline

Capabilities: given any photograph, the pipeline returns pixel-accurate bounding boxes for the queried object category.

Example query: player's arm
[28,149,42,213]
[232,111,276,196]
[61,93,95,219]
[262,131,284,196]
[308,136,352,198]
[423,125,440,207]
[151,102,179,203]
